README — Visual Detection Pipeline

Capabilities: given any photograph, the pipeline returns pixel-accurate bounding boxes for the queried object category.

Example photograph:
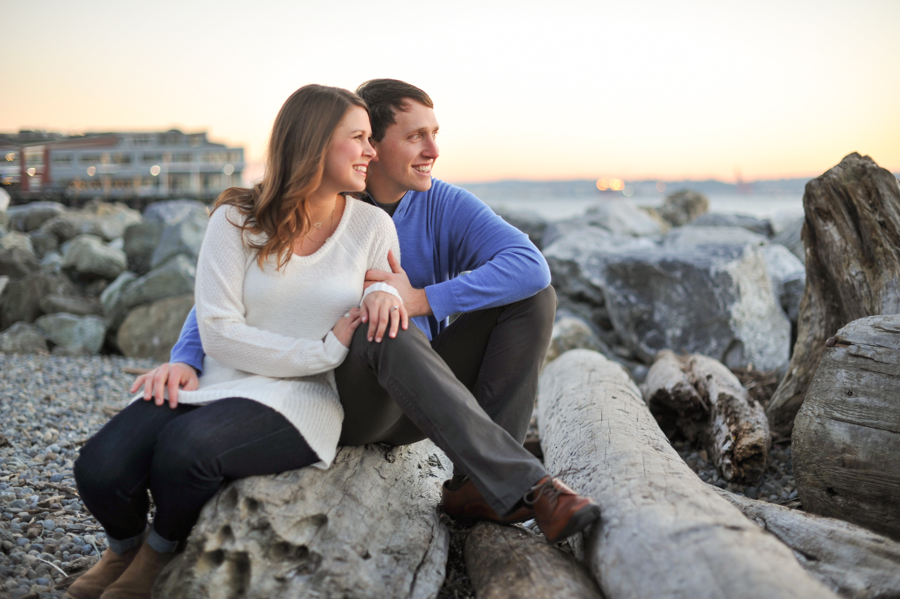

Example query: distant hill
[450,177,818,200]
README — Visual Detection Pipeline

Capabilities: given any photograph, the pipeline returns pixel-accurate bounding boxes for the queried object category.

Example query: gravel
[0,354,154,599]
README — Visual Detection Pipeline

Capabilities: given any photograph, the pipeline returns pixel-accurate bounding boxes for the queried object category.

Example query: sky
[4,0,899,184]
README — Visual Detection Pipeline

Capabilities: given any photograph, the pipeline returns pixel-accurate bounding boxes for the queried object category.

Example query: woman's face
[321,106,376,194]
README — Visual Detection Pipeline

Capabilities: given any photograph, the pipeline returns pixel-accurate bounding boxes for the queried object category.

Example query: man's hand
[365,250,432,318]
[129,362,199,409]
[360,291,408,343]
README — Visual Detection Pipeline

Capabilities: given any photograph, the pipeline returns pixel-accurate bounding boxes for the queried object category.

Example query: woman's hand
[130,362,199,409]
[332,307,364,348]
[360,290,409,343]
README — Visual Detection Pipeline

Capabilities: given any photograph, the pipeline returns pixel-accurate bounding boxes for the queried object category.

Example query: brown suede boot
[99,542,176,599]
[64,541,144,599]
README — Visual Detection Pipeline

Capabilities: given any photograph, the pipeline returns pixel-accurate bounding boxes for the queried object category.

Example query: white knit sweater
[148,198,400,468]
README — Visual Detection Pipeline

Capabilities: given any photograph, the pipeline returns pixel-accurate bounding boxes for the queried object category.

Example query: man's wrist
[409,288,433,317]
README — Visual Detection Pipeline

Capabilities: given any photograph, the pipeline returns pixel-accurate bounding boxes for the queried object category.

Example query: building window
[142,153,163,163]
[188,134,204,147]
[80,153,102,165]
[52,154,73,166]
[111,152,133,165]
[171,153,193,163]
[133,135,154,145]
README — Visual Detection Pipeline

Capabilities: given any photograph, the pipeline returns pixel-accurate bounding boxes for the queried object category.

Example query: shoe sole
[545,504,601,543]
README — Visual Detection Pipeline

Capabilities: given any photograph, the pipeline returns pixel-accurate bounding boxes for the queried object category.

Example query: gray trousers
[335,286,556,515]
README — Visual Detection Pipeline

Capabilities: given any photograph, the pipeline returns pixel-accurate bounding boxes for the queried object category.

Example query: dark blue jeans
[74,397,318,545]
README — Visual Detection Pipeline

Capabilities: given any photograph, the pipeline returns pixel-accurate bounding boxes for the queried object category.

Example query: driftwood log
[766,153,900,436]
[464,522,603,599]
[642,350,770,483]
[713,486,900,599]
[793,314,900,541]
[154,442,452,599]
[538,349,837,599]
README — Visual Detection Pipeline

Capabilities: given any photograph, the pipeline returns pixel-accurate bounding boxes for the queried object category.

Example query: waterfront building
[0,129,244,201]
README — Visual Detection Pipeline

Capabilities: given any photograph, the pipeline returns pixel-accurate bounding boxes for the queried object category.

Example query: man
[134,79,599,542]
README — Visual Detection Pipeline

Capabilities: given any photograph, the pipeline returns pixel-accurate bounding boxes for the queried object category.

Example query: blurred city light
[5,153,14,162]
[656,181,666,193]
[223,164,234,176]
[596,178,609,191]
[623,185,634,197]
[610,178,624,191]
[26,168,35,177]
[150,165,161,176]
[86,166,96,176]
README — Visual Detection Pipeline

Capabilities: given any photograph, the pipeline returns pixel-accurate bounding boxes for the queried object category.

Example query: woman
[67,85,406,599]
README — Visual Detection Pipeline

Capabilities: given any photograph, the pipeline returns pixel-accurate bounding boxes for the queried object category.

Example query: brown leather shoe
[64,537,144,599]
[442,478,534,526]
[99,542,176,599]
[525,476,600,543]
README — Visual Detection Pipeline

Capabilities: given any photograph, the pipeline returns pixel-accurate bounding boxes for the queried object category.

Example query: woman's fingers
[388,304,401,339]
[400,304,409,331]
[152,365,169,406]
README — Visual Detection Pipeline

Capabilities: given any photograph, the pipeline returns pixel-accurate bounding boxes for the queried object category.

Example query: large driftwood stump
[793,314,900,541]
[767,153,900,436]
[713,486,900,599]
[154,442,452,599]
[464,522,603,599]
[538,350,837,599]
[642,350,770,483]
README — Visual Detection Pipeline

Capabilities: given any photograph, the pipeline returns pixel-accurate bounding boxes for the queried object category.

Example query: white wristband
[360,282,403,306]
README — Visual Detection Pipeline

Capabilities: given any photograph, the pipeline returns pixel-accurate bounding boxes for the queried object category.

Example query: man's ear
[369,138,381,162]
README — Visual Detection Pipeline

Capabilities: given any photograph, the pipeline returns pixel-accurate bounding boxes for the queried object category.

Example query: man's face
[369,100,440,201]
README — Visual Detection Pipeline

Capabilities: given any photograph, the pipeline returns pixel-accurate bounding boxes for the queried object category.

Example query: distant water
[481,193,805,222]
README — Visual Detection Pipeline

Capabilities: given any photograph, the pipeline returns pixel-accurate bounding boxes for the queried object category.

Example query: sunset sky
[5,0,898,184]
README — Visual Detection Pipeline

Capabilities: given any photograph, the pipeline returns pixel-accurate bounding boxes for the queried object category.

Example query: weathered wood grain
[538,349,837,599]
[714,485,900,599]
[793,314,900,541]
[464,522,603,599]
[642,350,770,483]
[767,152,900,436]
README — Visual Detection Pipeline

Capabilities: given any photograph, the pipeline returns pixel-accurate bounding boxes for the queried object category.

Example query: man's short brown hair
[356,79,434,142]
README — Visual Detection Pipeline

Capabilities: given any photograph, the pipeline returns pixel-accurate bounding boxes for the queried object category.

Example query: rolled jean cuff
[147,526,179,554]
[107,525,147,556]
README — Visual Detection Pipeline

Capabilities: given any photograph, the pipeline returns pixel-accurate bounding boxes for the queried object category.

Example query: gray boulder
[155,442,451,599]
[545,316,613,366]
[658,190,709,227]
[772,216,805,262]
[663,226,768,248]
[599,244,791,371]
[143,199,208,225]
[691,213,774,237]
[0,187,9,213]
[61,234,128,281]
[29,228,59,258]
[0,272,77,329]
[584,199,665,238]
[123,221,164,275]
[493,208,548,248]
[150,208,209,269]
[543,227,656,310]
[0,322,49,355]
[0,230,35,254]
[40,251,63,275]
[38,293,103,317]
[0,247,40,279]
[34,313,107,355]
[758,244,806,323]
[0,275,8,298]
[117,294,195,361]
[6,201,66,232]
[106,255,196,329]
[100,271,138,315]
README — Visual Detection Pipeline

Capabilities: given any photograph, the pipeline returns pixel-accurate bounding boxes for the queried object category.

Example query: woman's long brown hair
[212,84,367,269]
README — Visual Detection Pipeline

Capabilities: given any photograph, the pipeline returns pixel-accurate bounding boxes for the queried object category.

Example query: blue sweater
[170,178,551,371]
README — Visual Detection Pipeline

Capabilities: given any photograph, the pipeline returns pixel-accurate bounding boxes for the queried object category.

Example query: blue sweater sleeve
[169,305,206,374]
[423,185,551,321]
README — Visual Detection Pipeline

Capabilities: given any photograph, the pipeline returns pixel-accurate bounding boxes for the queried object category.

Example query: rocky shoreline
[0,353,797,599]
